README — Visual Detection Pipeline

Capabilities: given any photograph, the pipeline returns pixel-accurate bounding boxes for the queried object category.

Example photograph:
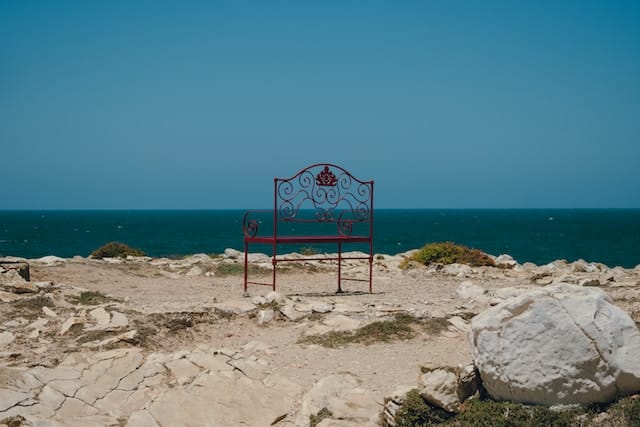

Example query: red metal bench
[242,163,374,294]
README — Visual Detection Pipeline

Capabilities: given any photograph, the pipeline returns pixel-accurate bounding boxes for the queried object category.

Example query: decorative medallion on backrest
[315,166,338,186]
[276,164,372,224]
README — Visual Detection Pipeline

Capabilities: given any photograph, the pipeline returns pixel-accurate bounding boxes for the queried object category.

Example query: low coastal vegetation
[0,416,26,427]
[66,290,118,305]
[390,389,452,426]
[300,246,320,256]
[309,407,333,427]
[386,393,640,427]
[90,241,146,259]
[11,295,54,320]
[300,313,449,348]
[215,262,270,277]
[400,242,495,269]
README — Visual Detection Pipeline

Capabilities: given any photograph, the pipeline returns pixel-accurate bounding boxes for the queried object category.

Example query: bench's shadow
[285,290,384,298]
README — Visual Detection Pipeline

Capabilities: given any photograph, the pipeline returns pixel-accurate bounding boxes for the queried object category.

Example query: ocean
[0,210,639,268]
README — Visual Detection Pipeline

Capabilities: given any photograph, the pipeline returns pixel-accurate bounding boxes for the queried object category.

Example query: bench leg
[369,255,373,293]
[336,241,343,293]
[272,243,277,292]
[243,241,249,296]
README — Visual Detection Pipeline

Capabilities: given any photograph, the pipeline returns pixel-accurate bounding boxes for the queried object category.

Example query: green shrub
[300,246,319,256]
[216,262,270,276]
[606,396,640,427]
[451,399,577,427]
[393,389,453,427]
[401,242,495,269]
[91,242,145,259]
[385,392,637,427]
[66,291,117,306]
[301,313,424,348]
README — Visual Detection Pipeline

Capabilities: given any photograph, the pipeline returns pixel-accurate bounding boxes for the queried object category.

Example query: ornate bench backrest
[274,164,373,236]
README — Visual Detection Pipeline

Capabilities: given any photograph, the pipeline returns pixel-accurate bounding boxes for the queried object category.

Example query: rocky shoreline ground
[1,250,639,426]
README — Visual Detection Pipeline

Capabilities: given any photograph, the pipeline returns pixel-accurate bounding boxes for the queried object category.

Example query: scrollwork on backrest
[275,164,372,225]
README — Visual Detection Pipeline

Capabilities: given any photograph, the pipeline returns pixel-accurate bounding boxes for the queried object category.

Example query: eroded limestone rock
[471,283,640,405]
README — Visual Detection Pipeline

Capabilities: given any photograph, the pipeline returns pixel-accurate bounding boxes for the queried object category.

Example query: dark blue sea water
[0,210,639,268]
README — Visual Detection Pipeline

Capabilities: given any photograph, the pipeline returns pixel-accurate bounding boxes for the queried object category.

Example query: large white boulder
[470,284,640,405]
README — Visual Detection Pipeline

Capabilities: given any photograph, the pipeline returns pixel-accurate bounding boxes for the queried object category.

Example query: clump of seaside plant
[90,241,146,259]
[388,389,453,426]
[450,399,577,426]
[300,246,319,256]
[384,393,640,426]
[400,242,495,269]
[385,394,580,427]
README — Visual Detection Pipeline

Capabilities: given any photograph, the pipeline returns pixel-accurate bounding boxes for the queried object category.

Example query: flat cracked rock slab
[0,346,301,426]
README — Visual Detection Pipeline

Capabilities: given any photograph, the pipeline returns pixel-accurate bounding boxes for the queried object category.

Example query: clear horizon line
[1,207,640,211]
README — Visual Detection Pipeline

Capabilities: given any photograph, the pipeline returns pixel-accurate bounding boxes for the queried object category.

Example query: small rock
[557,275,579,285]
[280,302,308,321]
[495,254,517,268]
[186,265,204,276]
[11,280,38,293]
[294,302,314,313]
[0,269,37,293]
[418,363,480,413]
[3,318,27,328]
[33,255,66,266]
[28,318,49,330]
[580,278,601,287]
[59,317,83,335]
[264,291,286,304]
[108,311,129,329]
[456,281,486,301]
[247,253,270,263]
[257,309,275,325]
[0,331,15,347]
[312,303,333,313]
[252,296,267,305]
[571,260,589,273]
[295,373,378,426]
[89,307,111,326]
[224,248,242,259]
[42,306,58,318]
[0,257,30,281]
[447,316,470,333]
[442,263,472,277]
[383,384,416,426]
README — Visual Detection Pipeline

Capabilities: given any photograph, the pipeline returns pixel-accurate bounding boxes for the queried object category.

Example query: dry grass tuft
[300,313,449,348]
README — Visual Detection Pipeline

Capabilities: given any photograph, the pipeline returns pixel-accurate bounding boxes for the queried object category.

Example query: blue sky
[1,1,639,209]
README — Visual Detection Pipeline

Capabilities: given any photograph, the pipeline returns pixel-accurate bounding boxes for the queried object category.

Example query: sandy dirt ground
[1,252,639,426]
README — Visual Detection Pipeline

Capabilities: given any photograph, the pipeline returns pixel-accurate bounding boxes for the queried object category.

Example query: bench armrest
[243,210,273,238]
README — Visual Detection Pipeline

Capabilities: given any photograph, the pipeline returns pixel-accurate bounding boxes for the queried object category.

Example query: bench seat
[246,235,371,244]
